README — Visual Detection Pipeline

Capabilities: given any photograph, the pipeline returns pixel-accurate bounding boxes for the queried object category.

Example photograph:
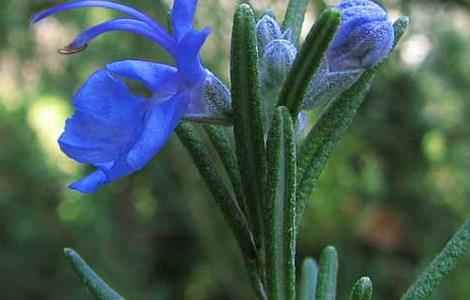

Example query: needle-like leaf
[231,3,267,245]
[265,107,297,300]
[299,258,319,300]
[204,124,248,215]
[348,277,373,300]
[277,8,341,119]
[400,215,470,300]
[282,0,310,46]
[315,246,339,300]
[64,248,124,300]
[176,122,266,299]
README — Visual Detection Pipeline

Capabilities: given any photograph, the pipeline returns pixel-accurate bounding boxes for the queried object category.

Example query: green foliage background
[1,0,470,299]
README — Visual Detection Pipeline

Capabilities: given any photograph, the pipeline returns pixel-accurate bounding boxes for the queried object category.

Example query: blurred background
[1,0,470,299]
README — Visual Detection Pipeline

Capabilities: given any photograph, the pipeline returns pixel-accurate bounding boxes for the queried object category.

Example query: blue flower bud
[302,0,395,110]
[256,15,282,57]
[184,70,232,124]
[327,0,395,72]
[260,39,297,87]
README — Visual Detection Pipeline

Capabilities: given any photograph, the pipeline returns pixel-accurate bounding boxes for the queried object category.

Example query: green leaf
[231,3,267,245]
[282,0,309,46]
[203,124,247,215]
[63,248,124,300]
[265,107,297,300]
[400,215,470,300]
[299,258,319,300]
[277,8,341,119]
[296,17,410,221]
[348,277,373,300]
[296,68,376,221]
[392,16,411,45]
[313,0,327,15]
[315,246,338,300]
[176,122,266,299]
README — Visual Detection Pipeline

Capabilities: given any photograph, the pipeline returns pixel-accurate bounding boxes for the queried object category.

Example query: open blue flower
[32,0,212,193]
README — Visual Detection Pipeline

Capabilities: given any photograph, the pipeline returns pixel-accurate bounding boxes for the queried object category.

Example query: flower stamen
[58,44,88,55]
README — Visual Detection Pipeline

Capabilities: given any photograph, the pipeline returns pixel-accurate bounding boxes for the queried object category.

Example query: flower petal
[172,0,198,39]
[175,27,210,86]
[69,93,189,193]
[126,93,190,170]
[328,0,394,72]
[59,60,177,164]
[31,0,174,46]
[65,18,174,54]
[59,69,149,164]
[69,168,108,193]
[106,60,177,94]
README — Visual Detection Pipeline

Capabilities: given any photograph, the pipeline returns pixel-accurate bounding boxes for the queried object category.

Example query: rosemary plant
[30,0,470,299]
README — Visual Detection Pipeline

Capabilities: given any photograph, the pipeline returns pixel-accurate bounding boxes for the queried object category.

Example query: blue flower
[303,0,395,109]
[328,0,395,72]
[32,0,214,193]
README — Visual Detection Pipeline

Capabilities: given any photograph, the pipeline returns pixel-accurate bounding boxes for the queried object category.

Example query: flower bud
[184,70,232,124]
[302,59,363,109]
[256,15,282,57]
[260,39,297,87]
[327,0,394,72]
[302,0,395,110]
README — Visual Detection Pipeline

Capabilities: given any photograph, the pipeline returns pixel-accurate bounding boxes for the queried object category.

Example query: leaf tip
[63,248,76,258]
[358,276,372,285]
[349,276,373,300]
[302,257,319,272]
[237,2,254,15]
[396,15,410,26]
[323,7,342,22]
[393,16,410,44]
[323,245,338,256]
